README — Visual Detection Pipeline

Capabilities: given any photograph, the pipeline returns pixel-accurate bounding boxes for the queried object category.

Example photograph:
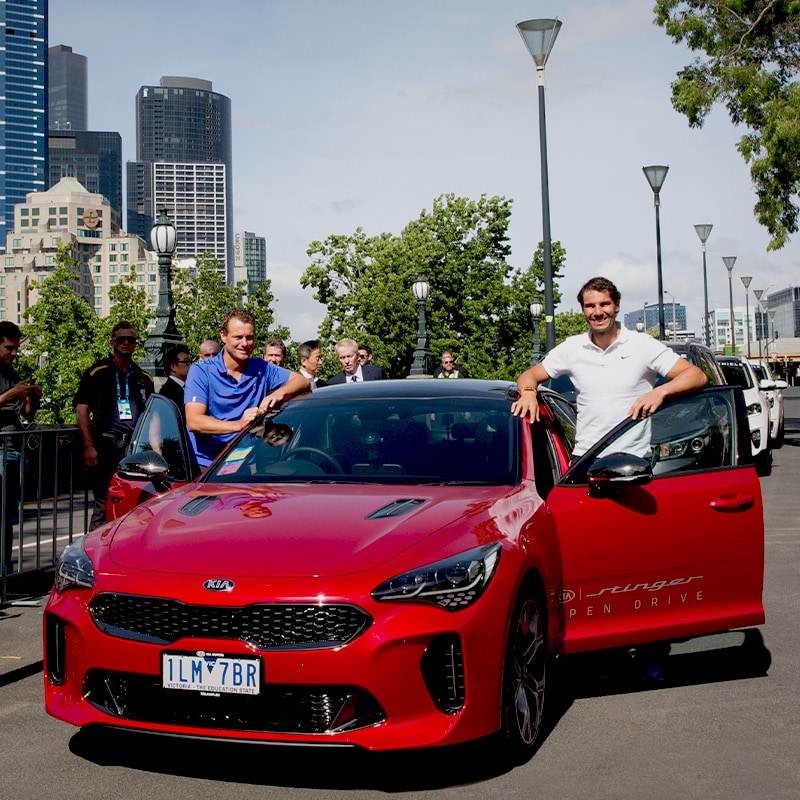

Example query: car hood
[107,482,508,578]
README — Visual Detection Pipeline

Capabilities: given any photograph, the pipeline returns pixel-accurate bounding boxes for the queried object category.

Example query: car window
[205,397,520,486]
[130,394,191,482]
[718,362,753,390]
[564,389,739,482]
[540,393,576,455]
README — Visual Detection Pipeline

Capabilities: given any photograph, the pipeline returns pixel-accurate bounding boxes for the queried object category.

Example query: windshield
[205,396,518,486]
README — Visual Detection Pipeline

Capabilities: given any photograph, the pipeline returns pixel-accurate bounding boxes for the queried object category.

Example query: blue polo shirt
[184,353,290,467]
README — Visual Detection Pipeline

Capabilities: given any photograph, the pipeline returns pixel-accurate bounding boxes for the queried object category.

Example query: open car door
[106,393,196,521]
[544,386,764,655]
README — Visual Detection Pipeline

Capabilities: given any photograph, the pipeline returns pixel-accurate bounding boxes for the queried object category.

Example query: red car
[44,380,764,759]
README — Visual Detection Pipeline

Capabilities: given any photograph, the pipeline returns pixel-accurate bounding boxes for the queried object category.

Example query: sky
[49,0,800,343]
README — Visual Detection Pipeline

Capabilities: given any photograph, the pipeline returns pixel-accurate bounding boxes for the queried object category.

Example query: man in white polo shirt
[511,276,707,457]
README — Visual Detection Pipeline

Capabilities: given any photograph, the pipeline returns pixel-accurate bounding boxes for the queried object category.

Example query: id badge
[117,398,133,420]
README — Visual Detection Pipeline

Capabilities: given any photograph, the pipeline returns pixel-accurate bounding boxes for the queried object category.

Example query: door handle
[709,494,755,512]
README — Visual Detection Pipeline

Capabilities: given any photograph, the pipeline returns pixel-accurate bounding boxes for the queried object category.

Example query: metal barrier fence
[1,426,90,604]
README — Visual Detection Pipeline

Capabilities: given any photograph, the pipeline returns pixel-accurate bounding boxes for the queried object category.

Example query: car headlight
[657,434,708,461]
[55,537,95,594]
[747,402,763,416]
[371,543,501,611]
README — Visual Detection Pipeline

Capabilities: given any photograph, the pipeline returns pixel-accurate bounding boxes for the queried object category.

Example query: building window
[4,258,13,266]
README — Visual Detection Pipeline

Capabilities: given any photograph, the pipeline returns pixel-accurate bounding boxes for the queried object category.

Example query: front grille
[420,634,465,714]
[90,593,372,650]
[85,669,385,734]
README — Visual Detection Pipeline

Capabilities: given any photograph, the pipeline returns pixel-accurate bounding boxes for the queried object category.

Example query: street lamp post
[529,301,543,365]
[664,290,678,340]
[723,256,737,354]
[409,274,433,378]
[517,18,562,353]
[740,276,752,359]
[694,224,712,345]
[642,301,648,333]
[636,320,645,333]
[141,209,183,377]
[643,165,669,340]
[753,288,764,360]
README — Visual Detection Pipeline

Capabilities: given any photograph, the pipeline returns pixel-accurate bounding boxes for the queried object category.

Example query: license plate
[162,652,261,695]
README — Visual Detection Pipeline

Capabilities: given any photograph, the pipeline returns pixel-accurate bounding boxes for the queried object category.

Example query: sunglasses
[443,359,454,364]
[176,358,193,365]
[112,336,137,344]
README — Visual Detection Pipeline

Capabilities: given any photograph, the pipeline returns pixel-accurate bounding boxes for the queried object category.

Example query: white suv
[715,355,772,476]
[749,359,787,447]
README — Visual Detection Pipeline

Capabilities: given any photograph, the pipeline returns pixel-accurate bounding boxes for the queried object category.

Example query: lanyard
[115,368,129,400]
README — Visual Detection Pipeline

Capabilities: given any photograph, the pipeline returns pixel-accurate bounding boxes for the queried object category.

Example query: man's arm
[629,359,708,419]
[510,363,552,420]
[75,403,98,467]
[185,401,261,436]
[257,371,310,413]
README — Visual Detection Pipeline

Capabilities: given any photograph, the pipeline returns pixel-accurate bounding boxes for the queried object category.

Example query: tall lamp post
[642,301,648,332]
[142,209,183,377]
[517,18,562,353]
[409,274,433,377]
[722,256,737,354]
[753,288,764,359]
[664,290,678,339]
[530,302,543,365]
[694,224,713,345]
[740,275,752,358]
[643,165,669,340]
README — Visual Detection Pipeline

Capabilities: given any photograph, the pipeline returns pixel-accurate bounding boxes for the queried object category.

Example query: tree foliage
[302,194,569,380]
[19,245,105,423]
[655,0,800,249]
[103,271,154,349]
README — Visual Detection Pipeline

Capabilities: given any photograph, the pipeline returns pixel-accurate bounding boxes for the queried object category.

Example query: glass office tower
[0,0,48,247]
[48,44,87,131]
[128,76,234,279]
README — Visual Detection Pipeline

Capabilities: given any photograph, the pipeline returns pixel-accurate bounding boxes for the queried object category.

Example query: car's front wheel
[499,584,548,762]
[755,445,773,477]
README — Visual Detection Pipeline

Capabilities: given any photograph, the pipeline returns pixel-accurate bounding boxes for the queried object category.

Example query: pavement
[0,574,50,684]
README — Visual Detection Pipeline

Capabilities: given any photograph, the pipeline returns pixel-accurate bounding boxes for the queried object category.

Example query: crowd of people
[0,276,710,547]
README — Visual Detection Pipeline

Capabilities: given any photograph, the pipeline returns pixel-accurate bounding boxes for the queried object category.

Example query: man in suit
[159,344,192,420]
[297,339,327,390]
[328,338,387,384]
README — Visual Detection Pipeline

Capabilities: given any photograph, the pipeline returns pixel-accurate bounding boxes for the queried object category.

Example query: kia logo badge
[203,579,235,592]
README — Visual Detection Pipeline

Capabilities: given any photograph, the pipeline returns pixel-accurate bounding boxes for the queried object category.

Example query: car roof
[307,378,519,403]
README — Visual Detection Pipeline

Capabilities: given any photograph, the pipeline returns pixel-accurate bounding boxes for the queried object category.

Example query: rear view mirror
[117,451,171,492]
[587,452,653,496]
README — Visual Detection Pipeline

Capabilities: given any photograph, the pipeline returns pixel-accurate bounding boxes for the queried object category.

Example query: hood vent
[179,495,218,517]
[365,498,426,520]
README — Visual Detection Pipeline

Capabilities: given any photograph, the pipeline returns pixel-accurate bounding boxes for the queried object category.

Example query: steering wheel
[285,447,343,473]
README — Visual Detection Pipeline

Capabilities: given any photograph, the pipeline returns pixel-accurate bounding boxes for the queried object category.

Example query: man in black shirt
[75,322,154,530]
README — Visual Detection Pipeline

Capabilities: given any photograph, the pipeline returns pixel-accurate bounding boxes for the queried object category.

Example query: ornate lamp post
[409,274,433,377]
[643,165,669,339]
[723,256,737,354]
[141,209,183,377]
[517,18,562,353]
[694,224,712,345]
[529,301,543,365]
[740,275,752,358]
[643,301,648,332]
[636,320,645,333]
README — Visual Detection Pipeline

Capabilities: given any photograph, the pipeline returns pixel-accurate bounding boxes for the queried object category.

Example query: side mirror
[758,379,775,391]
[587,452,653,496]
[774,379,788,390]
[117,451,171,492]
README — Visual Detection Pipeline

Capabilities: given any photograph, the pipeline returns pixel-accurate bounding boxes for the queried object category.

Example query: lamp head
[516,18,562,67]
[150,208,177,255]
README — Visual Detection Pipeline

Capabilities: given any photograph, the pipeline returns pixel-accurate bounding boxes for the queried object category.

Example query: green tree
[655,0,800,249]
[173,253,245,354]
[101,271,154,362]
[302,194,570,380]
[20,245,104,423]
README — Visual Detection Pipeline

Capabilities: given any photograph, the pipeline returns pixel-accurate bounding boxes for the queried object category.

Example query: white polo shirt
[542,325,679,456]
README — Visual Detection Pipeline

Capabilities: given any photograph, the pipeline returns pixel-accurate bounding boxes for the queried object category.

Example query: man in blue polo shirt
[185,308,309,468]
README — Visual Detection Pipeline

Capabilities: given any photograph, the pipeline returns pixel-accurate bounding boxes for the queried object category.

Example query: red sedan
[44,380,763,760]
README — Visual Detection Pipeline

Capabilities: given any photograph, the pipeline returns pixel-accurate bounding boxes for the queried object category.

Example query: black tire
[499,584,548,762]
[755,446,773,477]
[773,422,784,449]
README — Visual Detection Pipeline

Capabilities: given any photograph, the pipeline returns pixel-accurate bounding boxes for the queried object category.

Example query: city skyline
[49,1,800,342]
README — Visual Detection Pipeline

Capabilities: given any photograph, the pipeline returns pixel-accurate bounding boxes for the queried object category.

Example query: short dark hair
[0,320,22,342]
[221,308,256,334]
[265,337,286,356]
[577,277,621,307]
[298,339,321,361]
[357,344,372,355]
[165,344,190,368]
[111,320,136,337]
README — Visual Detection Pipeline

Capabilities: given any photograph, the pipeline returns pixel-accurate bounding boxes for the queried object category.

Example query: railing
[1,426,90,604]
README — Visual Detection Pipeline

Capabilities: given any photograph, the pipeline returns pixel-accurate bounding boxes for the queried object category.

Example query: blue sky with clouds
[50,0,799,341]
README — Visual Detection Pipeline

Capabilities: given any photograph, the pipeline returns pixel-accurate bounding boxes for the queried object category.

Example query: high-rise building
[0,0,48,248]
[2,176,156,324]
[48,44,87,131]
[234,231,267,292]
[127,76,234,280]
[48,131,122,218]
